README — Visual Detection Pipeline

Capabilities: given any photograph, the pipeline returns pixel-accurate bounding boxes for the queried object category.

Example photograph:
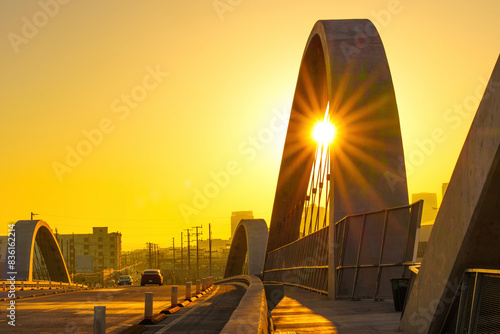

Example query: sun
[312,120,337,145]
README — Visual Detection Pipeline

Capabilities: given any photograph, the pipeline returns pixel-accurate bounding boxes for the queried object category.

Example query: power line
[37,213,242,222]
[38,214,185,222]
[36,211,273,224]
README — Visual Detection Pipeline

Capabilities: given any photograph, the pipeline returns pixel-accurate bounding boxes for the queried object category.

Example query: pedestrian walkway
[271,286,402,333]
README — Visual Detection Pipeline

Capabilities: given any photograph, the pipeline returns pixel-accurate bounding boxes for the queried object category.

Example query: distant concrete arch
[224,219,268,278]
[7,220,71,283]
[267,20,409,252]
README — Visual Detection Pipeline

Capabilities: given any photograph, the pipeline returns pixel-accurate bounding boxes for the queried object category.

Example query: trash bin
[390,277,410,312]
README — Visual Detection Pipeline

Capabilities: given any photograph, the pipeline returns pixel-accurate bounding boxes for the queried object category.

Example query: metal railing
[263,226,329,294]
[1,280,87,290]
[263,201,422,297]
[334,201,423,299]
[441,269,500,333]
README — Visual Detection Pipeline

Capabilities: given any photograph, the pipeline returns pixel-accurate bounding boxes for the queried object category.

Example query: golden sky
[1,1,499,250]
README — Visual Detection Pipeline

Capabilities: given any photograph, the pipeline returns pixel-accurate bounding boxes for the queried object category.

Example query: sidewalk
[272,286,402,333]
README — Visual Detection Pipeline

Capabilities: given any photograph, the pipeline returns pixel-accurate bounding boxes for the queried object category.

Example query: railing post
[196,280,201,294]
[2,282,5,290]
[144,292,153,321]
[36,281,40,289]
[20,281,24,291]
[93,306,106,334]
[171,286,178,307]
[186,282,192,300]
[49,281,52,289]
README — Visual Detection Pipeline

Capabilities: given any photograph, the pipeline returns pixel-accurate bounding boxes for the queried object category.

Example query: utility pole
[172,237,175,284]
[209,223,212,276]
[147,243,152,268]
[70,233,75,277]
[156,244,160,268]
[192,225,202,280]
[31,212,38,220]
[184,229,191,280]
[180,232,184,273]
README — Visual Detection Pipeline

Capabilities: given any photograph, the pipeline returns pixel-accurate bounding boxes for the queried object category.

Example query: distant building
[230,211,254,239]
[412,193,439,260]
[75,255,94,273]
[198,238,231,256]
[416,224,434,261]
[57,227,122,274]
[412,193,438,224]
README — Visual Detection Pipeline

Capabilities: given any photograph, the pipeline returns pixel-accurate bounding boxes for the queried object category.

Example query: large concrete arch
[224,219,268,278]
[7,220,71,283]
[266,20,408,252]
[401,55,500,333]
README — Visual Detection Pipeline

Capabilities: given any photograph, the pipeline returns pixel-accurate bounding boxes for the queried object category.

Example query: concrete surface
[401,55,500,333]
[267,19,408,254]
[272,286,401,333]
[4,220,70,282]
[224,219,268,278]
[0,284,183,333]
[220,275,269,334]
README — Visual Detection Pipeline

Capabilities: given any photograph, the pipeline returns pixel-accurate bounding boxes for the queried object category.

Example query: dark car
[140,269,163,286]
[118,275,133,285]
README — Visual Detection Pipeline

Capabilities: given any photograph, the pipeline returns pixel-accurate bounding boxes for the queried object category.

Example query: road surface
[0,284,186,333]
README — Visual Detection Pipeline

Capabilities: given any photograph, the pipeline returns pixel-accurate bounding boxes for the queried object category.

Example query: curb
[178,300,190,307]
[139,313,167,325]
[161,306,181,314]
[0,287,94,301]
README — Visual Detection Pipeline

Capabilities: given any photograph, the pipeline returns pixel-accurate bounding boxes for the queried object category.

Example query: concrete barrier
[144,292,153,321]
[171,286,178,307]
[93,306,105,334]
[219,275,270,334]
[196,280,201,294]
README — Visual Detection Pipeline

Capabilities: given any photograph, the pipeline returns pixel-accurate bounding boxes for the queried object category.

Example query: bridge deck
[272,286,402,333]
